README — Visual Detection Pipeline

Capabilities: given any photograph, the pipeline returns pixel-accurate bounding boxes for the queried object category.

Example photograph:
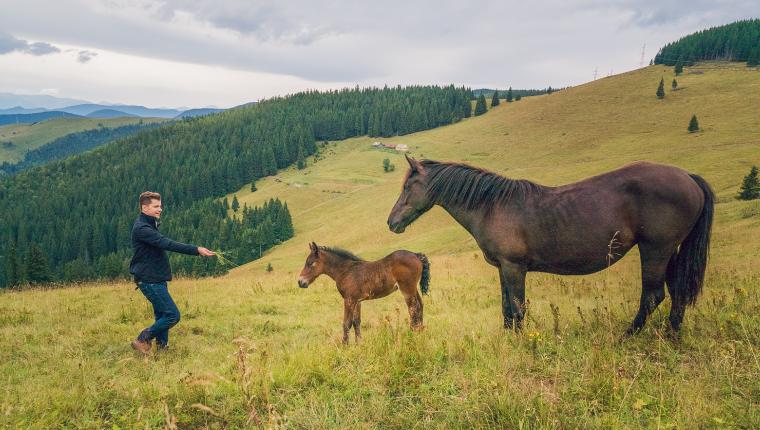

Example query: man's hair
[139,191,161,207]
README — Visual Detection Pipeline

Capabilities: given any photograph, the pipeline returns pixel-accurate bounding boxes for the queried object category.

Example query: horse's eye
[311,262,317,267]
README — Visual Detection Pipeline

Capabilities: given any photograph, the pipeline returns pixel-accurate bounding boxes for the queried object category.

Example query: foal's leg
[342,299,354,345]
[626,244,670,336]
[499,262,526,330]
[352,302,362,341]
[403,289,424,330]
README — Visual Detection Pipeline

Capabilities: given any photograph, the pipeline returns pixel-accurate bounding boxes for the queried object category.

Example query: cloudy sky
[0,0,756,108]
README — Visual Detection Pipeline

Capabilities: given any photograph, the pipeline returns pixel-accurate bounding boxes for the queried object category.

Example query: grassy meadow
[0,117,167,163]
[1,63,759,429]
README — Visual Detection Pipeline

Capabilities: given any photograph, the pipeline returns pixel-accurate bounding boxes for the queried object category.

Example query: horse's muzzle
[387,219,406,234]
[298,279,309,289]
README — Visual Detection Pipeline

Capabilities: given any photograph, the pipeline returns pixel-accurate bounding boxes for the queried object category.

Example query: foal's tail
[671,174,714,306]
[415,253,430,295]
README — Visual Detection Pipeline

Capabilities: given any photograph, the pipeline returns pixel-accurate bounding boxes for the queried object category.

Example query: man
[130,191,215,354]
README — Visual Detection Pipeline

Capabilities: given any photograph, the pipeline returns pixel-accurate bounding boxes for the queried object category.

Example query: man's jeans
[137,282,180,348]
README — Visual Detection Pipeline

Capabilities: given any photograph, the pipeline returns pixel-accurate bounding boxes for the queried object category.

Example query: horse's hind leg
[665,253,686,333]
[401,286,424,330]
[626,244,671,335]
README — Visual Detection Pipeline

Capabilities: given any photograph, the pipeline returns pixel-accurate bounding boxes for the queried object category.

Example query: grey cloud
[0,32,27,53]
[77,50,98,63]
[25,41,60,55]
[582,0,759,28]
[1,1,758,87]
[152,0,342,44]
[0,32,60,55]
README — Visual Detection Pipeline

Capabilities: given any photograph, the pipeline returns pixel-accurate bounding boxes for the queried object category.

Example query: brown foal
[298,242,430,344]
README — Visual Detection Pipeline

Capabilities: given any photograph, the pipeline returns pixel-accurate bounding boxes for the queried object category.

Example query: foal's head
[387,155,434,233]
[298,242,326,288]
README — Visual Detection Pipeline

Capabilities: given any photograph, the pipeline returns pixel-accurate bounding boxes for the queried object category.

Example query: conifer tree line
[0,85,473,287]
[0,121,165,176]
[654,19,760,66]
[473,87,562,99]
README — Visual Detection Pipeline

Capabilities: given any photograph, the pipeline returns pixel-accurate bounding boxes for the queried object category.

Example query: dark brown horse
[387,156,713,335]
[298,242,430,344]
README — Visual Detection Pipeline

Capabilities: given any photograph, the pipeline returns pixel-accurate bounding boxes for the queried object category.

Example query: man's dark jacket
[129,213,199,283]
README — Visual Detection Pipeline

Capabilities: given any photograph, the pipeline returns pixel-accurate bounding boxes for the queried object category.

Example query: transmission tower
[640,44,646,67]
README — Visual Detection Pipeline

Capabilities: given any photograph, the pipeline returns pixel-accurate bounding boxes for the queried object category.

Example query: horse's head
[387,155,434,233]
[298,242,326,288]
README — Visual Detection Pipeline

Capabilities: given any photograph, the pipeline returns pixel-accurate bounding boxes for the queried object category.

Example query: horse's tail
[415,253,430,295]
[671,174,714,306]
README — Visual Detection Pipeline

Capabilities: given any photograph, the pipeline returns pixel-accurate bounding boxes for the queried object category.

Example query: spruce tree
[674,61,683,75]
[231,195,240,212]
[737,166,760,200]
[491,90,500,107]
[296,146,306,169]
[748,48,760,67]
[688,114,700,132]
[3,243,18,288]
[474,94,488,116]
[671,78,678,90]
[656,78,666,99]
[25,244,50,284]
[546,86,553,94]
[250,181,257,192]
[506,87,513,102]
[383,158,391,172]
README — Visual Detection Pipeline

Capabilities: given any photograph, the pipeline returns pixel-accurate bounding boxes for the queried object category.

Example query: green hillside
[0,117,166,162]
[233,62,760,273]
[1,64,759,429]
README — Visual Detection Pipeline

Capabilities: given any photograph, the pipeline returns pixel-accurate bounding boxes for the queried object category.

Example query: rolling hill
[0,117,167,162]
[85,108,139,119]
[232,62,760,274]
[1,63,759,429]
[175,107,225,118]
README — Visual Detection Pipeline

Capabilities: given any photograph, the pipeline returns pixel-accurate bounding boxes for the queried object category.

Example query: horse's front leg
[352,301,362,342]
[499,262,527,330]
[342,299,354,345]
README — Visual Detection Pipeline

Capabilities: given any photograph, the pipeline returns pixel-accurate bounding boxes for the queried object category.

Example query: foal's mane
[419,160,541,210]
[319,246,365,262]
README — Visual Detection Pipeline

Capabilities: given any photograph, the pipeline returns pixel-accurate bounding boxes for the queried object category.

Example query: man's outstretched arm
[134,225,214,256]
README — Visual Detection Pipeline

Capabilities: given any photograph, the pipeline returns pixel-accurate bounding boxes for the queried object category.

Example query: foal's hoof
[503,320,523,332]
[664,326,682,342]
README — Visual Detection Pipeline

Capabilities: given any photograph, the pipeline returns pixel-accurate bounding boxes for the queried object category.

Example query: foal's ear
[405,154,424,174]
[310,241,319,255]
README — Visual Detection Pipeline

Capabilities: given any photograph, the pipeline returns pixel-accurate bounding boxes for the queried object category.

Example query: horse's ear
[405,154,424,174]
[310,242,319,255]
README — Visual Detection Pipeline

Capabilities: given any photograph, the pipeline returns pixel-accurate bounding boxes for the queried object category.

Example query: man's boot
[131,329,152,355]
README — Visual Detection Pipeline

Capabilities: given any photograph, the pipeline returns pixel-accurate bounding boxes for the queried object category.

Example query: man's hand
[198,247,215,257]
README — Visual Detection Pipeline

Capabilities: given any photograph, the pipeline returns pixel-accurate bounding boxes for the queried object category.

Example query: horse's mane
[420,160,541,210]
[319,246,364,262]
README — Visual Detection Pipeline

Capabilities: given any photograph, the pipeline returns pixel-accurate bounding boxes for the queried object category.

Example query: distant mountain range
[0,93,89,110]
[56,103,181,118]
[0,111,81,126]
[0,93,230,121]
